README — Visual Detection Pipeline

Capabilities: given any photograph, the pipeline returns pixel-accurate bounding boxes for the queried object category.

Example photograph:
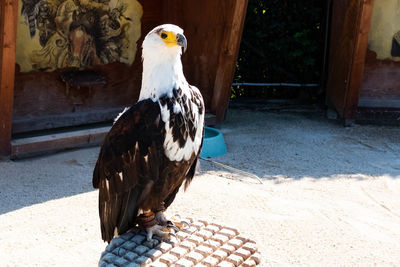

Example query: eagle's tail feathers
[117,189,140,236]
[183,157,198,190]
[99,189,140,243]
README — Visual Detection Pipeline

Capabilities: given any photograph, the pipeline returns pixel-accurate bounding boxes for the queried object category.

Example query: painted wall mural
[368,0,400,60]
[16,0,143,72]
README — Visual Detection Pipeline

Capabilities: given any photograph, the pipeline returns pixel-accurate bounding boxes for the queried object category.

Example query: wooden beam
[11,126,110,159]
[211,0,249,122]
[0,0,18,157]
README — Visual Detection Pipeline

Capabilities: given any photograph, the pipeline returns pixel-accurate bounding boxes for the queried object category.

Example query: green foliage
[233,0,325,99]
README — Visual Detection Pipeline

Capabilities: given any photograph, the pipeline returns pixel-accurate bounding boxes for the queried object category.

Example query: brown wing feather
[163,157,200,209]
[93,99,165,242]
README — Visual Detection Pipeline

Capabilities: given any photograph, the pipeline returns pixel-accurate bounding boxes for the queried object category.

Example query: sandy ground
[1,108,400,266]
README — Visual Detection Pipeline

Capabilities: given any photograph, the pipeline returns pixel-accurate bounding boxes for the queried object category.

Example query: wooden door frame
[326,0,375,125]
[210,0,249,122]
[342,0,375,124]
[0,0,18,157]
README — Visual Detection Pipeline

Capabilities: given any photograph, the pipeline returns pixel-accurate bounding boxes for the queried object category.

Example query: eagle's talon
[168,232,176,238]
[169,214,190,229]
[180,220,190,229]
[166,219,191,231]
[155,212,189,231]
[166,222,180,232]
[165,232,179,245]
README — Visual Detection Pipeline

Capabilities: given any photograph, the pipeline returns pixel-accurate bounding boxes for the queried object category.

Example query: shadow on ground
[0,147,99,215]
[1,108,399,214]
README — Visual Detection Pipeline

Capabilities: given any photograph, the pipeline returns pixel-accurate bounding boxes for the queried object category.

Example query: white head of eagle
[93,24,205,243]
[140,24,188,101]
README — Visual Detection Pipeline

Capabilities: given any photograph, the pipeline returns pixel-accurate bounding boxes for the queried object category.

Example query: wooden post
[326,0,375,125]
[343,0,375,122]
[211,0,248,122]
[0,0,18,157]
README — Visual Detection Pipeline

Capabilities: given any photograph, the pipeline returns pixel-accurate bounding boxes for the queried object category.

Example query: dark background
[233,0,327,102]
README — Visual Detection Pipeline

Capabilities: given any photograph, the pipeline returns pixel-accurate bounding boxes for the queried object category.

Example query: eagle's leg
[137,210,174,241]
[155,210,168,225]
[154,202,189,230]
[154,202,167,225]
[167,216,190,231]
[146,224,172,241]
[155,210,190,231]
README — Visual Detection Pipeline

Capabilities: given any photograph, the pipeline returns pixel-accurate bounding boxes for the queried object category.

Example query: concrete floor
[1,108,400,266]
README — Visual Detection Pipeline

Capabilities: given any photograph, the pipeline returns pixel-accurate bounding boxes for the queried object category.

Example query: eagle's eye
[160,32,168,39]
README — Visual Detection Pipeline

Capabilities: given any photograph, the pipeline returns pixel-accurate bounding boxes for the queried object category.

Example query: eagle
[93,24,205,243]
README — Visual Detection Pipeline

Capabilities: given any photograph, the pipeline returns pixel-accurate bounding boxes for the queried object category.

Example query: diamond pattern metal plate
[99,218,260,267]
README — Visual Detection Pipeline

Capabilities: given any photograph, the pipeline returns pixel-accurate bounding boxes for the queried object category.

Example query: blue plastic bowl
[200,126,227,158]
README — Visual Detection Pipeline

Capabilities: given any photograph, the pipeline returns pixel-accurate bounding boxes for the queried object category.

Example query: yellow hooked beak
[160,31,187,52]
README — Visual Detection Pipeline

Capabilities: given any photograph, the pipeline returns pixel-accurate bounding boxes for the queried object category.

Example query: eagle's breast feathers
[160,84,204,162]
